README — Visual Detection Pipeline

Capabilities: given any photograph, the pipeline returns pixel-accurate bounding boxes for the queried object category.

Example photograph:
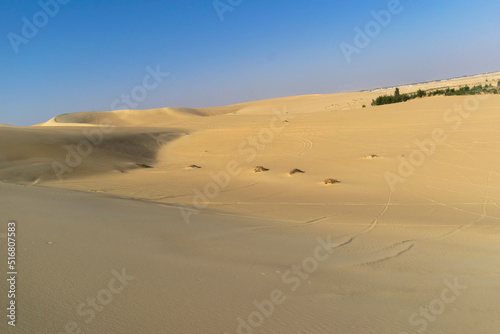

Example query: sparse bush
[289,169,305,175]
[254,166,269,173]
[324,178,341,185]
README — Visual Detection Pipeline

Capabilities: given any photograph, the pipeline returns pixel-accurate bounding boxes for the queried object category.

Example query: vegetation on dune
[371,88,427,106]
[372,83,500,106]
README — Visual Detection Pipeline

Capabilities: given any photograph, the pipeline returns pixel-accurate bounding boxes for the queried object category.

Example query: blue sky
[1,0,499,126]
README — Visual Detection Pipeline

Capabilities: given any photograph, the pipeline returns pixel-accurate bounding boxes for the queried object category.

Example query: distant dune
[42,106,240,127]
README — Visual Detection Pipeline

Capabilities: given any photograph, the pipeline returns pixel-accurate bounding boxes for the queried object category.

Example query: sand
[1,73,500,333]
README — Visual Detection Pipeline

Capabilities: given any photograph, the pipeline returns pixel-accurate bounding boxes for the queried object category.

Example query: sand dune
[1,72,500,333]
[34,93,500,222]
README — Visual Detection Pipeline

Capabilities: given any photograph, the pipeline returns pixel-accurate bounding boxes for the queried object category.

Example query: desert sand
[1,72,500,333]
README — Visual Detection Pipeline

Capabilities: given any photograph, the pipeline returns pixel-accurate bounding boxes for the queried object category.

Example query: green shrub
[416,89,426,98]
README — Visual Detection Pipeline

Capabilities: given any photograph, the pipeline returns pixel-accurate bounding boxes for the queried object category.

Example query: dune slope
[1,183,499,334]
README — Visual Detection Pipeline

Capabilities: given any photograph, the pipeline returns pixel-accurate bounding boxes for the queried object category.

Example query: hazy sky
[2,0,499,126]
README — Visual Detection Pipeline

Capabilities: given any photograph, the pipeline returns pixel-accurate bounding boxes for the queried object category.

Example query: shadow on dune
[0,125,186,184]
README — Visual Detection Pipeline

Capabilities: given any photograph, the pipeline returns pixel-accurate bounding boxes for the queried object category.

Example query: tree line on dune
[371,81,500,107]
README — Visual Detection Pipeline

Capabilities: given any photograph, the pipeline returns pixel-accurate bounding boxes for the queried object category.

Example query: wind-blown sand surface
[1,73,500,333]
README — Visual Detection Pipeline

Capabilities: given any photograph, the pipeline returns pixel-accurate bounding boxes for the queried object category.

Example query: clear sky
[1,0,499,126]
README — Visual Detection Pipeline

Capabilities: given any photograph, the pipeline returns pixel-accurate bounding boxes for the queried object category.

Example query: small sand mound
[324,178,341,185]
[363,154,379,159]
[254,166,269,173]
[188,165,202,169]
[289,169,305,175]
